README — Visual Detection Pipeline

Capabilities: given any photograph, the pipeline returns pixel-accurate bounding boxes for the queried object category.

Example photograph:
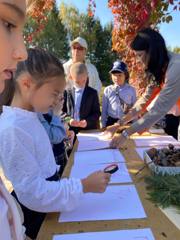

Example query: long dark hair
[15,47,65,87]
[0,78,15,113]
[130,28,169,85]
[0,48,65,109]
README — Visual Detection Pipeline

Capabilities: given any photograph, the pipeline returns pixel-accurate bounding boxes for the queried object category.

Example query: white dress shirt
[74,87,84,120]
[0,106,83,213]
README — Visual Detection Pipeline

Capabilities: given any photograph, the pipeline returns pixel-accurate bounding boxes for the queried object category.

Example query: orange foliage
[88,0,180,94]
[87,0,96,17]
[27,0,180,93]
[26,0,54,43]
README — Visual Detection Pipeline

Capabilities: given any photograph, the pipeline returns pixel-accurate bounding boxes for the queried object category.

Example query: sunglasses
[72,46,85,51]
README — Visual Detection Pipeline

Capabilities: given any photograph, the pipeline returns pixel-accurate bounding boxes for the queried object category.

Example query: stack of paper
[53,228,155,240]
[77,139,111,151]
[77,132,107,142]
[134,135,180,147]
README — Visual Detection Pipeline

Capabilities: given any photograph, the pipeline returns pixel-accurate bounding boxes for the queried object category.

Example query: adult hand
[81,171,111,193]
[110,134,127,149]
[102,123,120,139]
[79,120,87,128]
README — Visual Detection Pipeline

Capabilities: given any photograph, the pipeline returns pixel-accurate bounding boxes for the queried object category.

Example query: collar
[2,106,37,118]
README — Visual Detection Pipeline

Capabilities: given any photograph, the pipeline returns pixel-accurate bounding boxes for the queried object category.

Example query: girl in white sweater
[0,48,110,239]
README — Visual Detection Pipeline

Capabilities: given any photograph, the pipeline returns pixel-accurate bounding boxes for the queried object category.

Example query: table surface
[37,138,180,240]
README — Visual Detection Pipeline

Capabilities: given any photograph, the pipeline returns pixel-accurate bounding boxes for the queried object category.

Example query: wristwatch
[121,130,129,139]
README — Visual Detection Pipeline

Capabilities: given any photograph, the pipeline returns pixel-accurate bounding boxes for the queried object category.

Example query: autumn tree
[108,0,180,94]
[88,0,180,94]
[59,2,81,40]
[24,3,69,60]
[59,2,117,83]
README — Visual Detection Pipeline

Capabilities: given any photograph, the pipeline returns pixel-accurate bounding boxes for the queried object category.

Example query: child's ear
[20,74,34,90]
[68,73,73,80]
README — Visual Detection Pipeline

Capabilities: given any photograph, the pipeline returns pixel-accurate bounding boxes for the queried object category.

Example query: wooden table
[37,139,180,240]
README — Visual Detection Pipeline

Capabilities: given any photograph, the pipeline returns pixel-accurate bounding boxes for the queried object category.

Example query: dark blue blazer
[62,86,101,130]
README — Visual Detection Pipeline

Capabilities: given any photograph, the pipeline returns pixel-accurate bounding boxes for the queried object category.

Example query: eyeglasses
[72,46,85,51]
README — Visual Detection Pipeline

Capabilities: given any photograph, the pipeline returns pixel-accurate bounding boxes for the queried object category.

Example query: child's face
[28,77,65,113]
[0,0,27,93]
[111,72,126,86]
[71,72,87,88]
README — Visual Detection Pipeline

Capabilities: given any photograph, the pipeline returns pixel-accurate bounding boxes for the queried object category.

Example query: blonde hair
[70,62,88,76]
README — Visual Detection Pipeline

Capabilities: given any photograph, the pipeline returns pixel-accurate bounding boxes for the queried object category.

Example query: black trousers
[12,171,60,239]
[164,114,180,140]
[53,141,67,177]
[106,116,119,127]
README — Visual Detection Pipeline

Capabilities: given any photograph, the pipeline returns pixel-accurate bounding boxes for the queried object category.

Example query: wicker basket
[144,150,180,175]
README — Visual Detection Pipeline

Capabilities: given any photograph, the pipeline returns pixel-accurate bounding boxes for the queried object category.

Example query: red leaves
[151,0,159,9]
[88,0,96,17]
[140,9,149,22]
[26,0,54,43]
[106,0,179,94]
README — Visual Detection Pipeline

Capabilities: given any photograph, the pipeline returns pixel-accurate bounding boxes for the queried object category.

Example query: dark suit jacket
[62,86,101,131]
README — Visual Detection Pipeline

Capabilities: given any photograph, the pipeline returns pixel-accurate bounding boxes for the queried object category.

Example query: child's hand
[81,171,111,193]
[67,130,75,146]
[69,118,80,127]
[79,120,87,128]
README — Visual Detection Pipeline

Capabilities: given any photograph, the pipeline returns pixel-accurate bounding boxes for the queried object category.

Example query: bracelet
[121,130,129,139]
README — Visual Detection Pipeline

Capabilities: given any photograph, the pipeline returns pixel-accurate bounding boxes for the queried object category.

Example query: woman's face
[0,0,27,93]
[135,50,149,69]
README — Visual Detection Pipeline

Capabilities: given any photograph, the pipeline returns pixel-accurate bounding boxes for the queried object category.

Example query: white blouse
[0,106,83,213]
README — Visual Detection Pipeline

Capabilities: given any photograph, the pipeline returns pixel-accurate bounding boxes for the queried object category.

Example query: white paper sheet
[77,132,107,142]
[59,185,146,222]
[134,135,180,147]
[70,162,132,184]
[160,206,180,230]
[77,139,111,151]
[53,228,155,240]
[74,149,125,166]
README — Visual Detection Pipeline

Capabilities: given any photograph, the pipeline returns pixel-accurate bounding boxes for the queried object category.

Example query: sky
[57,0,180,48]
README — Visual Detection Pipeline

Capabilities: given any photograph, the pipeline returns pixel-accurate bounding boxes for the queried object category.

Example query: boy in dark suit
[62,62,100,134]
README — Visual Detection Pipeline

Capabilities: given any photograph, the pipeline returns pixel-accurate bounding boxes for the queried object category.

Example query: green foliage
[150,1,174,24]
[145,173,180,209]
[59,2,118,83]
[59,2,81,40]
[24,4,69,60]
[173,47,180,54]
